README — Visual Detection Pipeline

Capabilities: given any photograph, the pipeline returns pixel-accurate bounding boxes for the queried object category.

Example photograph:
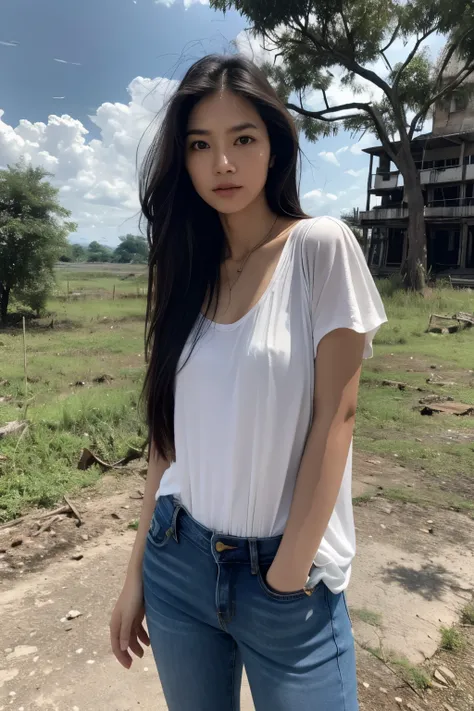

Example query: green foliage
[211,0,474,149]
[87,240,114,263]
[461,602,474,625]
[112,234,149,264]
[71,244,87,261]
[440,625,466,651]
[0,162,76,324]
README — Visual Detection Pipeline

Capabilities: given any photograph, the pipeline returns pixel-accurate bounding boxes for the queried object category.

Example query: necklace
[226,215,279,292]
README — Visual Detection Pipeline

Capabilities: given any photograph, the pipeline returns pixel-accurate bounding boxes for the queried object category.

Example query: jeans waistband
[154,494,283,572]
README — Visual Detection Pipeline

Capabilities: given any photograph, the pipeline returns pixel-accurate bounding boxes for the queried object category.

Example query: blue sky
[0,0,445,245]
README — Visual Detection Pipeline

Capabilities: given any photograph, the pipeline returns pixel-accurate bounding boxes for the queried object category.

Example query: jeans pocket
[147,512,174,548]
[342,591,353,626]
[257,565,308,602]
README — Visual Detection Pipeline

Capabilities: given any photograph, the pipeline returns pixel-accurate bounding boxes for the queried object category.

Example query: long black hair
[140,54,307,461]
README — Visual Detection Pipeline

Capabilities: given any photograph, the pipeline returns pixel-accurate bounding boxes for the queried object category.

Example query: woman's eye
[236,136,254,146]
[191,140,209,151]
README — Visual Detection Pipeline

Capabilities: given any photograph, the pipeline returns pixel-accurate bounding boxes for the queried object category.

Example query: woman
[110,54,387,710]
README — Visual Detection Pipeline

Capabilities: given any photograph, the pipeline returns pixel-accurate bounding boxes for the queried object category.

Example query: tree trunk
[0,284,10,326]
[397,148,427,292]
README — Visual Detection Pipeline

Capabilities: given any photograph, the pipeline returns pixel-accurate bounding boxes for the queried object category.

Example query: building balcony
[466,164,474,180]
[360,206,409,221]
[373,171,401,190]
[360,200,474,222]
[425,202,474,218]
[420,166,463,184]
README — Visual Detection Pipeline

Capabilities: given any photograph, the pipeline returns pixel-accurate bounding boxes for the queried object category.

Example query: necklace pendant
[236,266,243,273]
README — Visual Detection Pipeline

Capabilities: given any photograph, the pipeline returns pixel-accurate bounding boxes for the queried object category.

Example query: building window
[386,228,405,266]
[450,94,468,113]
[427,228,460,270]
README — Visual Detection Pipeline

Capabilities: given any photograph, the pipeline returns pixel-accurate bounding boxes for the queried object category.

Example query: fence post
[113,284,116,301]
[22,317,28,398]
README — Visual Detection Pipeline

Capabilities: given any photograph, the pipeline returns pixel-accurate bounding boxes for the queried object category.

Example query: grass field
[0,266,473,522]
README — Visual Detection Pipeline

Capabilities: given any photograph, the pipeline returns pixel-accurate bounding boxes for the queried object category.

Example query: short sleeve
[302,217,387,359]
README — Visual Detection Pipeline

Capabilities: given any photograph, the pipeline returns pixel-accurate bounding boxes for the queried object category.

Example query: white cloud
[336,146,348,154]
[318,151,340,167]
[345,168,365,177]
[349,131,376,155]
[154,0,209,6]
[0,75,177,245]
[302,188,340,217]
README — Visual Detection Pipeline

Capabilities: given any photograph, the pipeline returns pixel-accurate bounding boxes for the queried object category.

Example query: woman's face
[185,90,273,215]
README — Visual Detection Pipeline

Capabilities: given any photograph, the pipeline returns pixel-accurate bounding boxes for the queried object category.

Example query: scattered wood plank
[35,505,71,520]
[0,516,27,531]
[77,443,146,471]
[428,312,474,333]
[32,514,62,537]
[0,420,27,439]
[64,495,82,527]
[420,402,474,416]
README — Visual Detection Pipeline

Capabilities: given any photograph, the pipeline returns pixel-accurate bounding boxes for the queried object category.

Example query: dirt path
[1,461,473,710]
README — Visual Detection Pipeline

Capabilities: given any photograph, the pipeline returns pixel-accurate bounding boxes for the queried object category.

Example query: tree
[341,208,364,248]
[212,0,474,290]
[0,163,76,325]
[87,241,114,263]
[112,234,149,264]
[71,244,87,262]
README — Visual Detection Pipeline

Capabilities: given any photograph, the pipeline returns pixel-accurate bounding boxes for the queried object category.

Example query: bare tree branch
[285,101,373,119]
[295,22,394,99]
[393,27,439,89]
[339,8,354,54]
[380,22,401,54]
[380,51,392,72]
[322,88,330,111]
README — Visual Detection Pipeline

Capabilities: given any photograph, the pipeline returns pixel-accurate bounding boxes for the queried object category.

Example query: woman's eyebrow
[186,122,259,137]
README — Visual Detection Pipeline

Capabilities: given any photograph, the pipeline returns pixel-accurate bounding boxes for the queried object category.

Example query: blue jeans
[143,495,359,711]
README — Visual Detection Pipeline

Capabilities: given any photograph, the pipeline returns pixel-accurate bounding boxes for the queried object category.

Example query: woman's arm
[125,441,169,582]
[266,327,366,593]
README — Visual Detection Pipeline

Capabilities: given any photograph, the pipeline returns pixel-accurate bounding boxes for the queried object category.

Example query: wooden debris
[420,402,474,416]
[64,495,82,527]
[36,505,71,520]
[434,669,449,686]
[438,665,456,684]
[77,444,145,471]
[428,312,474,333]
[0,420,27,439]
[0,516,27,530]
[32,515,62,537]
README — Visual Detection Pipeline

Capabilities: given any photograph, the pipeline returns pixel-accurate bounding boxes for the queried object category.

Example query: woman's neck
[220,194,277,262]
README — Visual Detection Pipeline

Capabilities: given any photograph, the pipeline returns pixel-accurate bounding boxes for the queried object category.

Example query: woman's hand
[265,559,308,594]
[109,573,150,669]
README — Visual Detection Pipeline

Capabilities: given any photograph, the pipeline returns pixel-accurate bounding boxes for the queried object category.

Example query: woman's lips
[212,186,243,197]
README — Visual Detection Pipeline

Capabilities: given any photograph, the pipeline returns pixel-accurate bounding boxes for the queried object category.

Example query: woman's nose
[214,151,236,174]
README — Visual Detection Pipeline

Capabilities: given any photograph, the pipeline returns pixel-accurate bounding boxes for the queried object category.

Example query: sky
[0,0,446,246]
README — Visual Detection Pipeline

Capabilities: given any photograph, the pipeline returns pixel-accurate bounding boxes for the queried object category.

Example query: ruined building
[360,56,474,284]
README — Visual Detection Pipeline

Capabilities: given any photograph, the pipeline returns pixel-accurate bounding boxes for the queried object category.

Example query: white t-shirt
[158,216,387,593]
